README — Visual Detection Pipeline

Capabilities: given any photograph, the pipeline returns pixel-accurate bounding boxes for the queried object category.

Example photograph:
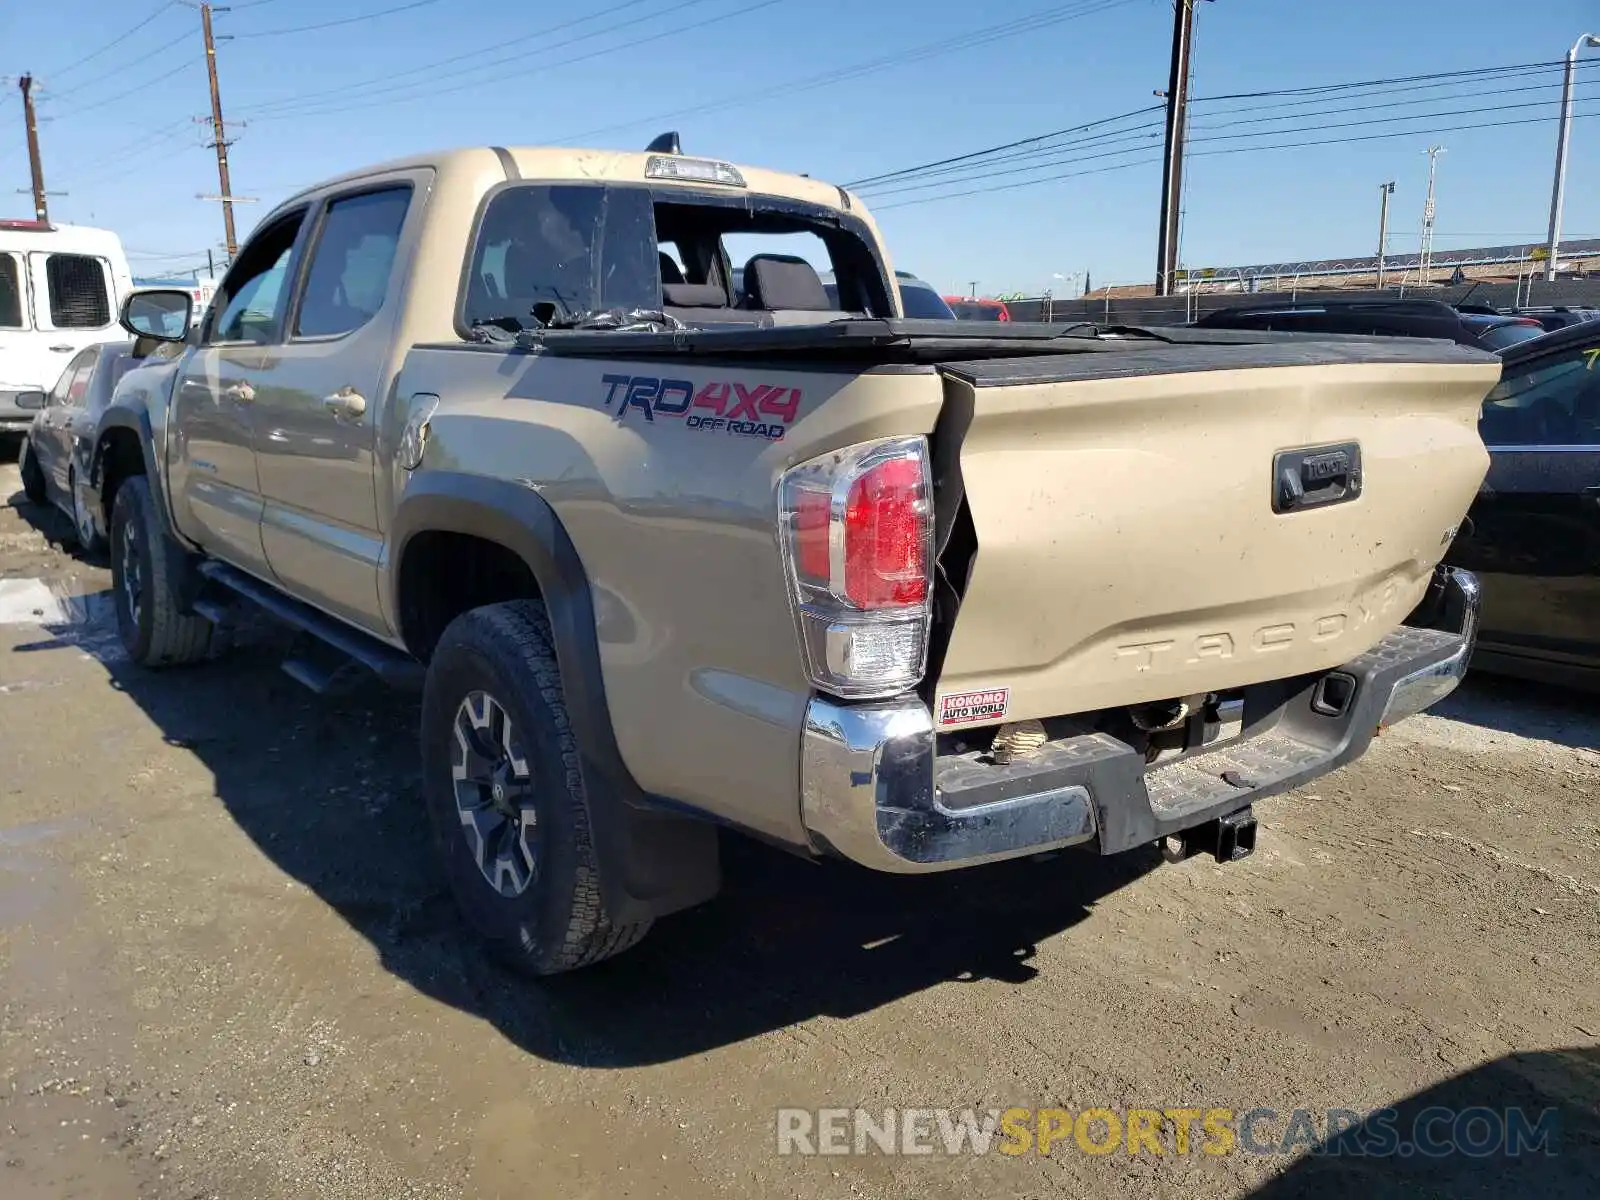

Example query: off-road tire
[109,475,212,666]
[19,437,48,505]
[421,600,651,975]
[69,467,107,556]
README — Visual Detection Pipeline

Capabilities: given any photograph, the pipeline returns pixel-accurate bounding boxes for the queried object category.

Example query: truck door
[169,209,308,579]
[247,183,415,635]
[1452,335,1600,676]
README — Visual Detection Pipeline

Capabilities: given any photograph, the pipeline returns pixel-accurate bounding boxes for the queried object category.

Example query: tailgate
[930,341,1499,727]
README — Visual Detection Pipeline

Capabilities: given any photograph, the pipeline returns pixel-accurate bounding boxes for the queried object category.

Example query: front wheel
[420,600,651,975]
[109,475,212,666]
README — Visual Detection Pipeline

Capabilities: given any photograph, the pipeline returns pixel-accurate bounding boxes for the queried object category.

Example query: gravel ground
[1,451,1597,1199]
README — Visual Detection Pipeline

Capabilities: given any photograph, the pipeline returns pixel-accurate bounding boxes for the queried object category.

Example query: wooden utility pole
[1375,181,1395,288]
[18,75,50,223]
[200,3,238,258]
[1155,0,1198,297]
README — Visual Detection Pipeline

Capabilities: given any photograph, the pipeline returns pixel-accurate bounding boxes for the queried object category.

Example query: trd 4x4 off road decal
[598,374,800,441]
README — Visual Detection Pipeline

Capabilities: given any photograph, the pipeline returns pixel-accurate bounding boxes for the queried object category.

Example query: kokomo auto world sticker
[937,688,1010,726]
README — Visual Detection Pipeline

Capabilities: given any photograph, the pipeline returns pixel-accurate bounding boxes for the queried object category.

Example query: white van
[1,219,134,435]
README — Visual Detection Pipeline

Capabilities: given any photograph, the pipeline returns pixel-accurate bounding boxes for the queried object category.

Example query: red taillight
[793,488,832,582]
[843,458,928,608]
[778,437,934,698]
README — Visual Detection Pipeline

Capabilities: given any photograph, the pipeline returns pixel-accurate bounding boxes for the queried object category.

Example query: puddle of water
[1,580,126,663]
[0,578,84,625]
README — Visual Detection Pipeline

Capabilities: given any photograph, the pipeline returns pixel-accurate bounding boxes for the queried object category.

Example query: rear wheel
[69,467,106,555]
[420,600,651,975]
[109,475,212,666]
[19,437,48,505]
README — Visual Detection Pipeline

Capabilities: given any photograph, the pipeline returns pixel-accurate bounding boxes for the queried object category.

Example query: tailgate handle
[1273,442,1362,514]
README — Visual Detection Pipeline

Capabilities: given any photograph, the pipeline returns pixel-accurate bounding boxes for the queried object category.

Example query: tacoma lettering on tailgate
[599,374,800,441]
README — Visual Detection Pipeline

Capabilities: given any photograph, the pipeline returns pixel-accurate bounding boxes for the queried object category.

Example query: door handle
[49,344,73,353]
[222,382,255,404]
[322,387,367,419]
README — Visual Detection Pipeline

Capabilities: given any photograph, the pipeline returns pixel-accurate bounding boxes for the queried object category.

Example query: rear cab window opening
[458,181,893,335]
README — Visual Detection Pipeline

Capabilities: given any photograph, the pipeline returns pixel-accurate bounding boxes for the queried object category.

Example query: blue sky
[3,0,1597,293]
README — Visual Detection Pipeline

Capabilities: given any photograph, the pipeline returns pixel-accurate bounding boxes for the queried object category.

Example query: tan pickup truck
[93,139,1497,974]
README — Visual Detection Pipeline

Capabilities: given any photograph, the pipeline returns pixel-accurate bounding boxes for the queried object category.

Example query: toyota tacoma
[90,139,1497,974]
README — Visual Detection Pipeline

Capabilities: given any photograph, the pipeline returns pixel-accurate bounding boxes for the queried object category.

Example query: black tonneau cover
[940,336,1495,387]
[526,318,1482,366]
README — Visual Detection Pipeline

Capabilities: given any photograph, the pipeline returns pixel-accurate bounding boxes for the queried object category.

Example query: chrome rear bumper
[800,566,1480,874]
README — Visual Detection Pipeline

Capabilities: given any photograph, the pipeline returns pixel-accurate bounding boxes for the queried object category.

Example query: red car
[945,297,1011,322]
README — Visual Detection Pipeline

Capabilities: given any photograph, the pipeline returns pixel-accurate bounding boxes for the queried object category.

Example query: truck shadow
[18,595,1157,1068]
[1244,1046,1600,1199]
[1431,673,1600,753]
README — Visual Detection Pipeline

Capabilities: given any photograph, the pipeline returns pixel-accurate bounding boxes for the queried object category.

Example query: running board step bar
[195,560,425,691]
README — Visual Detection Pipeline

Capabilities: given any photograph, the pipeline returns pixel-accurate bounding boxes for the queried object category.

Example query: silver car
[18,340,143,552]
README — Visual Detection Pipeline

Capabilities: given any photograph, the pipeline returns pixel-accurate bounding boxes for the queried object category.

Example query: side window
[294,187,411,339]
[44,254,111,328]
[1479,344,1600,447]
[209,212,306,345]
[0,253,23,329]
[51,350,96,406]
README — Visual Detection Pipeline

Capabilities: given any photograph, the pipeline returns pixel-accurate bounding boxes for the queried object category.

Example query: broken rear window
[463,185,659,333]
[460,182,893,334]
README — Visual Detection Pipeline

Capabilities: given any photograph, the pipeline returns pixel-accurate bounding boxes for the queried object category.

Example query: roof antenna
[645,131,681,155]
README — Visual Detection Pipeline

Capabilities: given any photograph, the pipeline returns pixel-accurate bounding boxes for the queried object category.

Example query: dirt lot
[1,450,1597,1199]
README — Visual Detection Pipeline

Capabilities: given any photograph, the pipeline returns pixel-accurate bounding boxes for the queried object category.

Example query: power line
[235,0,719,119]
[861,72,1596,196]
[847,103,1161,189]
[861,133,1163,200]
[867,107,1599,212]
[552,0,1140,145]
[855,120,1164,196]
[235,0,662,114]
[39,1,178,84]
[1191,57,1598,118]
[1194,56,1585,104]
[241,0,784,123]
[48,58,198,120]
[1189,72,1599,131]
[849,56,1597,198]
[233,0,442,39]
[872,155,1161,211]
[1191,106,1600,161]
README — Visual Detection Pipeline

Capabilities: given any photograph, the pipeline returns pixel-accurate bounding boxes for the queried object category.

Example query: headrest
[658,252,685,285]
[743,253,830,311]
[502,240,540,290]
[662,282,728,308]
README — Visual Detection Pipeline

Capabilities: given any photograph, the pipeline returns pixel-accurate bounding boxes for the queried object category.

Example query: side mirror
[14,390,46,411]
[120,289,194,343]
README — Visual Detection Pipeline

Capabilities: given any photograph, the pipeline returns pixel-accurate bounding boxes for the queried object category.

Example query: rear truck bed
[772,329,1498,872]
[472,321,1497,875]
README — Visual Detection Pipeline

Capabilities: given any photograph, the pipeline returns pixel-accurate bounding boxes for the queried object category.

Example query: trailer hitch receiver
[1161,806,1258,864]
